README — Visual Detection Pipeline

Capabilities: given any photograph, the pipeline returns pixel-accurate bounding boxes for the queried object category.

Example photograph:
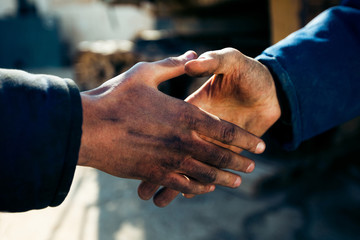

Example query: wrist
[261,64,287,126]
[246,63,281,137]
[78,93,95,167]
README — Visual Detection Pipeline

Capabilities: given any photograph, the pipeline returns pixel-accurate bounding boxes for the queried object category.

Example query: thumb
[185,48,241,77]
[185,57,220,77]
[146,51,197,87]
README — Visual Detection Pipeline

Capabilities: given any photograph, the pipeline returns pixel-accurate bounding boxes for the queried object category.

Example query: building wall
[0,0,155,54]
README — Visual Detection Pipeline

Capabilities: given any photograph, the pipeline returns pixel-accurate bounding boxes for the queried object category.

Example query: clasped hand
[78,48,280,207]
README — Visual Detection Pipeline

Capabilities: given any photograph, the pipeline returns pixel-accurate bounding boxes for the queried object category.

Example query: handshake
[78,48,281,207]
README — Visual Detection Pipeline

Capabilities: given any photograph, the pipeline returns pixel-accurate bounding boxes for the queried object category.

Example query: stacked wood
[74,40,136,90]
[270,0,340,44]
[75,0,270,93]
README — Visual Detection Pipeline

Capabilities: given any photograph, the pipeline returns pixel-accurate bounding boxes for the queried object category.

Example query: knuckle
[134,61,150,70]
[162,173,174,185]
[161,159,181,169]
[220,125,236,144]
[217,152,232,168]
[223,47,238,54]
[180,184,193,194]
[202,168,217,183]
[147,168,164,182]
[178,107,199,130]
[180,156,193,169]
[181,157,217,183]
[223,48,243,65]
[207,51,218,59]
[164,57,181,67]
[131,62,152,77]
[164,135,186,155]
[163,174,191,193]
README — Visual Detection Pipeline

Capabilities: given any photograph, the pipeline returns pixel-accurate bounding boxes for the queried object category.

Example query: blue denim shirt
[0,69,82,212]
[257,0,360,150]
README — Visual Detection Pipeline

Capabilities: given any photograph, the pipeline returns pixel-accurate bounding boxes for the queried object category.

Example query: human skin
[138,48,281,206]
[77,51,266,195]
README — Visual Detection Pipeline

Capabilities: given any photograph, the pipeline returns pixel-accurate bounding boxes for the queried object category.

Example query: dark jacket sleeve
[256,0,360,150]
[0,69,82,212]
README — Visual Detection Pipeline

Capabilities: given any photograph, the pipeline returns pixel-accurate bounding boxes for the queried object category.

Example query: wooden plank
[269,0,302,44]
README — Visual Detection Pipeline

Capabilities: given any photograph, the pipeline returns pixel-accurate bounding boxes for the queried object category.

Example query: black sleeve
[0,69,82,212]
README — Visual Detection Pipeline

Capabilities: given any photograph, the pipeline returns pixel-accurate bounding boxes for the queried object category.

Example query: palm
[185,48,280,137]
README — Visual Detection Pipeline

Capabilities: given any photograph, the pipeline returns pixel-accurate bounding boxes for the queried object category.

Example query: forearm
[257,3,360,150]
[0,69,82,212]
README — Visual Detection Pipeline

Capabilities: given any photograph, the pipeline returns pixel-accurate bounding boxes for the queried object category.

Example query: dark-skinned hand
[138,48,281,207]
[78,51,266,197]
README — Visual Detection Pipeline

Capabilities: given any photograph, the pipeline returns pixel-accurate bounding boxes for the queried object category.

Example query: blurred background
[1,0,360,239]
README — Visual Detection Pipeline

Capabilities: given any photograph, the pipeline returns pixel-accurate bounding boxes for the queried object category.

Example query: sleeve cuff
[256,53,303,150]
[50,78,83,207]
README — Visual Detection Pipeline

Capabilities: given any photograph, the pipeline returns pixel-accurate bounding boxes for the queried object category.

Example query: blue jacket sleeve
[256,0,360,150]
[0,69,82,212]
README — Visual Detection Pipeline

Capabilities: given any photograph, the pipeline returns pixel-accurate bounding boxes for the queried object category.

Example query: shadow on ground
[95,117,360,240]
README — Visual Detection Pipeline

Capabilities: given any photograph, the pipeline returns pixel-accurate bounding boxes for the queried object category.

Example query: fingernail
[234,177,241,187]
[209,185,215,192]
[255,142,266,154]
[184,51,196,60]
[246,162,255,173]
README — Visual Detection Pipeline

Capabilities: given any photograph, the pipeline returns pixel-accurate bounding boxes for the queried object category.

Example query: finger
[138,181,160,200]
[183,193,196,198]
[188,132,256,172]
[161,172,215,195]
[181,105,265,154]
[153,187,180,208]
[153,172,218,207]
[139,51,198,87]
[185,48,240,76]
[198,133,243,154]
[179,156,242,188]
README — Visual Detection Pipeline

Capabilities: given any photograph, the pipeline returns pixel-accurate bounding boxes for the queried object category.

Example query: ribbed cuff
[50,78,82,207]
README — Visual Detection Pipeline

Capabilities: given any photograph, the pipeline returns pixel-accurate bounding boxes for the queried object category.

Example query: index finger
[127,51,197,88]
[181,105,265,154]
